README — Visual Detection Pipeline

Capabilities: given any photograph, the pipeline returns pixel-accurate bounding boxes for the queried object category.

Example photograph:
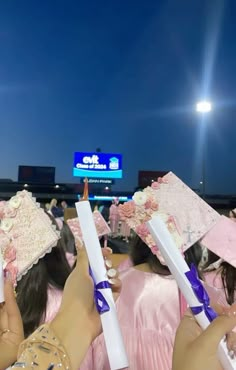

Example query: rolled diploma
[147,215,236,370]
[0,258,4,303]
[76,201,128,370]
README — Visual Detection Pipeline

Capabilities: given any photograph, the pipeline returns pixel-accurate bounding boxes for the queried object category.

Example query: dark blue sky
[0,0,235,194]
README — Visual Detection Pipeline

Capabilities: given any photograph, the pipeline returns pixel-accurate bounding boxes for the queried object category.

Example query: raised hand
[0,276,24,369]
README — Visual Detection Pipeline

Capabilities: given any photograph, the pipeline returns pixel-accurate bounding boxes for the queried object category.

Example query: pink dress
[80,268,182,370]
[44,285,63,323]
[120,221,130,239]
[109,204,120,235]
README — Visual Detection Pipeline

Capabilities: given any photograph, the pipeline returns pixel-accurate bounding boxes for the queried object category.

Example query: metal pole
[202,146,206,199]
[202,117,207,199]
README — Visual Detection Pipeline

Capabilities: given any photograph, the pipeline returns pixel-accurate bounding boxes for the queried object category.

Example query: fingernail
[104,247,113,254]
[107,268,117,278]
[108,278,116,285]
[227,304,236,317]
[105,259,112,268]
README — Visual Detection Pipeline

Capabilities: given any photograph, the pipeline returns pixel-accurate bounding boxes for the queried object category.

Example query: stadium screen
[73,152,122,179]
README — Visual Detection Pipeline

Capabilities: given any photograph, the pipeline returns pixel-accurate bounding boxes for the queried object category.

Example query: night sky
[0,0,235,194]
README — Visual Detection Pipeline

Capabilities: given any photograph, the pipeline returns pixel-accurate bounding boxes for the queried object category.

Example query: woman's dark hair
[16,215,72,337]
[203,250,236,305]
[231,210,236,218]
[130,236,170,275]
[221,262,236,305]
[184,242,203,277]
[60,221,76,255]
[203,250,220,269]
[130,236,202,275]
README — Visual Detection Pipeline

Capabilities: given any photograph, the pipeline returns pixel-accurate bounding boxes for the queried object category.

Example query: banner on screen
[77,195,131,202]
[73,152,122,179]
[80,178,114,185]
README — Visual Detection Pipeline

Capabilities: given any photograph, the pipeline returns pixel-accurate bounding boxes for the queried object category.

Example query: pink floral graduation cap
[119,172,220,262]
[200,215,236,268]
[0,191,60,284]
[68,178,111,246]
[67,210,111,246]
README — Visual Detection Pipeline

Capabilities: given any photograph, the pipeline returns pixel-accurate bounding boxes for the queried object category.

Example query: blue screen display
[73,152,122,179]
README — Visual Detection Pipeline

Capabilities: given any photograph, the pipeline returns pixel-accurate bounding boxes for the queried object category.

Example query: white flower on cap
[0,218,13,232]
[132,191,147,206]
[9,196,21,209]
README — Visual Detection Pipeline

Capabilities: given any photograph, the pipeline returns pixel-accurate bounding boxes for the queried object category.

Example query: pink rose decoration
[151,201,158,211]
[136,223,150,238]
[150,245,166,265]
[150,245,158,254]
[118,201,135,219]
[144,197,158,212]
[151,181,160,190]
[158,177,168,184]
[144,200,152,209]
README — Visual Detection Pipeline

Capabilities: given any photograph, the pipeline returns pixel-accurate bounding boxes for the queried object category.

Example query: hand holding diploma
[76,201,128,370]
[147,215,236,370]
[173,306,236,370]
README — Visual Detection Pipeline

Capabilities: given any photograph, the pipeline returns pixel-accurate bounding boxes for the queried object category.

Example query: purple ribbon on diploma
[89,266,110,314]
[185,264,217,322]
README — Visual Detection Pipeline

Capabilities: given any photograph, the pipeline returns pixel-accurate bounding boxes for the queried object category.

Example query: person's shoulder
[120,266,167,282]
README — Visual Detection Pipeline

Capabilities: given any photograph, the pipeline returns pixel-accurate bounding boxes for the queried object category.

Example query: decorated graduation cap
[200,215,236,268]
[119,172,220,262]
[67,178,111,246]
[0,191,59,286]
[67,211,111,246]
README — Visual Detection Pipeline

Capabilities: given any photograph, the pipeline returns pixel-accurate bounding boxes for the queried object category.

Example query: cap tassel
[81,178,89,201]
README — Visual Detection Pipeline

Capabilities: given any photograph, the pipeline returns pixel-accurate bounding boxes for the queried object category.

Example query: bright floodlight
[196,101,212,113]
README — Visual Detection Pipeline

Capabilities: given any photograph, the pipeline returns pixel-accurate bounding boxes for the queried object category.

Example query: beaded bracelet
[12,324,71,369]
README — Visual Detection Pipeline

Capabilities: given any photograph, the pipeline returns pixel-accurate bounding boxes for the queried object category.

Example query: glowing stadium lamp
[196,101,212,113]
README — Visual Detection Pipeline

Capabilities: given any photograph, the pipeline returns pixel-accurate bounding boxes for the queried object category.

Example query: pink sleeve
[66,252,76,268]
[44,286,63,323]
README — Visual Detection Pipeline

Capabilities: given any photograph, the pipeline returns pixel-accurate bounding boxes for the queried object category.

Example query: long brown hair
[16,215,73,337]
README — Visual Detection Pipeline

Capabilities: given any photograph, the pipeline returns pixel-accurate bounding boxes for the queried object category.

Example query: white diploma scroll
[147,215,236,370]
[76,201,129,370]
